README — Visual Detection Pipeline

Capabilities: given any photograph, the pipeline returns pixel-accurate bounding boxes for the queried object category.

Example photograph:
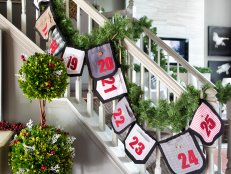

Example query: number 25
[200,115,216,137]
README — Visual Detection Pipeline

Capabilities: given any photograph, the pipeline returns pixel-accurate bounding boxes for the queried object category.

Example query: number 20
[97,57,114,73]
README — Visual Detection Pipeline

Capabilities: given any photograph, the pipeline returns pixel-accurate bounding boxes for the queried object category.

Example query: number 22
[113,108,125,127]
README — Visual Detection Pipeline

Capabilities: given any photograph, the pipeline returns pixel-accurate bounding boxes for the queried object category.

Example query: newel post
[204,88,218,174]
[226,99,231,173]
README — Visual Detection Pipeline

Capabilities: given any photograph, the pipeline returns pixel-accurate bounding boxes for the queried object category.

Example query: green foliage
[133,64,141,72]
[18,53,68,102]
[138,100,155,125]
[170,66,188,73]
[126,82,143,116]
[194,66,212,73]
[215,80,231,105]
[142,86,200,132]
[9,125,75,174]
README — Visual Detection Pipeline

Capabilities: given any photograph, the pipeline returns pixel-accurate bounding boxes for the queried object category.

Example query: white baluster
[140,64,144,93]
[156,46,160,103]
[140,34,145,93]
[35,10,40,47]
[148,72,151,99]
[75,5,82,103]
[75,77,82,102]
[77,6,81,31]
[127,52,133,82]
[87,16,93,116]
[87,77,93,116]
[64,77,70,98]
[226,99,231,173]
[65,0,69,18]
[177,62,180,83]
[99,102,105,131]
[6,0,12,22]
[139,164,146,174]
[112,100,118,146]
[148,38,152,99]
[155,129,161,174]
[21,0,26,34]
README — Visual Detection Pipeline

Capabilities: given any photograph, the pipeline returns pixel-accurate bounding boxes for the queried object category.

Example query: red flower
[41,165,46,171]
[15,139,19,143]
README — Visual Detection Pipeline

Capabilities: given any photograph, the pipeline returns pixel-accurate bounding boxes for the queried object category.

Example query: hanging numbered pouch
[86,42,118,80]
[124,123,156,164]
[112,97,136,134]
[35,5,56,40]
[159,131,206,174]
[49,28,66,56]
[34,0,50,10]
[62,47,85,76]
[189,99,224,146]
[94,68,127,103]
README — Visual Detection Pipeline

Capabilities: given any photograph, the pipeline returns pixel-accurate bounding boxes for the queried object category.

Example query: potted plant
[9,53,75,173]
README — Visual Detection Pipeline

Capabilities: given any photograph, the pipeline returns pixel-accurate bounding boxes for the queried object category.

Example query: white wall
[204,0,231,65]
[129,0,205,66]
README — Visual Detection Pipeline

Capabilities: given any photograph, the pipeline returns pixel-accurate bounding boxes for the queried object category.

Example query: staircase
[0,0,226,174]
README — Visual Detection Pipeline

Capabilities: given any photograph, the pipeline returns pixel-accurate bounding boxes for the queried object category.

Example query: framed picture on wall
[208,61,231,83]
[208,26,231,56]
[161,38,189,64]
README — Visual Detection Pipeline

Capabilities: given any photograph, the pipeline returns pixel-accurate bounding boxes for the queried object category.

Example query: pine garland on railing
[50,0,219,133]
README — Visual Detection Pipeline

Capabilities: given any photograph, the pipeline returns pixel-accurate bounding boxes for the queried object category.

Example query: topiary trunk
[39,100,46,127]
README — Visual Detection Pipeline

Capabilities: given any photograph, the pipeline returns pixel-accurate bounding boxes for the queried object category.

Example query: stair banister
[142,27,215,87]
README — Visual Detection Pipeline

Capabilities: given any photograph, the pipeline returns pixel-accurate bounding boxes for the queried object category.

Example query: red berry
[48,63,55,68]
[22,133,27,137]
[41,165,46,171]
[47,81,52,88]
[15,140,19,143]
[50,150,55,155]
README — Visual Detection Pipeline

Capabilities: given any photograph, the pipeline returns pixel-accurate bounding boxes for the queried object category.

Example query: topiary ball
[18,53,68,101]
[9,125,75,174]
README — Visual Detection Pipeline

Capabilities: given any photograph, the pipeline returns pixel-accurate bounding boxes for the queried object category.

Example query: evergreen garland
[50,0,225,132]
